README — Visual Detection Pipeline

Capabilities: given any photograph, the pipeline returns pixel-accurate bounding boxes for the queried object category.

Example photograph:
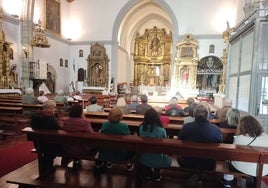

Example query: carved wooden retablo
[174,34,199,89]
[0,9,16,89]
[133,26,172,86]
[87,43,109,87]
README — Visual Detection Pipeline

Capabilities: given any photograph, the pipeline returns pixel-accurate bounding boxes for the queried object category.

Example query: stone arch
[78,68,85,81]
[111,0,179,89]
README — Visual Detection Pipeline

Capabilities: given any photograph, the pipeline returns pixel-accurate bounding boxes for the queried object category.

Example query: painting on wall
[45,0,61,34]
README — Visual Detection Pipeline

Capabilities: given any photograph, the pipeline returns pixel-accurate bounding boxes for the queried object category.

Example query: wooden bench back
[23,127,268,162]
[84,111,221,125]
[22,127,268,188]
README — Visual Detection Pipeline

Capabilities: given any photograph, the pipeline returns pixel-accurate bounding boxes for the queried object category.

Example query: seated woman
[96,107,134,171]
[62,103,96,168]
[219,108,240,129]
[86,96,103,112]
[127,95,139,111]
[116,96,130,114]
[165,97,184,117]
[183,97,195,115]
[222,116,268,187]
[183,103,198,124]
[139,108,171,181]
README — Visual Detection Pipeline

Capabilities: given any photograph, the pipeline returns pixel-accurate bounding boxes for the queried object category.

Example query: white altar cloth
[0,89,21,94]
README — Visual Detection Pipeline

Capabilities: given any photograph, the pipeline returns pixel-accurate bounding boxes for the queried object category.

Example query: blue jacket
[179,120,222,170]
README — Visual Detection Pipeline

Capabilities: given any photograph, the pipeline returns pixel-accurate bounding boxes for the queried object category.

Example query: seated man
[136,94,152,114]
[86,96,103,112]
[31,100,62,175]
[178,104,222,170]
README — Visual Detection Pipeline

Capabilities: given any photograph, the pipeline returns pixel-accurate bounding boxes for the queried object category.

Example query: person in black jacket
[31,100,62,129]
[30,100,62,175]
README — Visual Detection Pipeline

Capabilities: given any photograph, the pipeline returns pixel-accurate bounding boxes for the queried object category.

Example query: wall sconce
[22,46,28,58]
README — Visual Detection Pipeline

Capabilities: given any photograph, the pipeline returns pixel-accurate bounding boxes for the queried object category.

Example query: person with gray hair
[165,97,184,117]
[30,100,62,175]
[31,100,61,129]
[22,87,39,115]
[53,89,68,111]
[22,87,38,104]
[128,95,139,110]
[136,94,152,114]
[178,104,222,186]
[219,108,240,129]
[216,98,233,121]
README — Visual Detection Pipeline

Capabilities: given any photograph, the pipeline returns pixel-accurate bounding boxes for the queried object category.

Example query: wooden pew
[0,106,30,136]
[84,111,221,125]
[87,118,236,143]
[0,98,22,103]
[0,102,43,112]
[8,127,268,188]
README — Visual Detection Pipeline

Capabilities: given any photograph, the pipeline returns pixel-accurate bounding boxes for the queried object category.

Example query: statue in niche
[181,66,189,85]
[150,34,161,56]
[9,64,18,87]
[94,64,103,80]
[163,64,170,81]
[206,74,217,88]
[138,43,145,56]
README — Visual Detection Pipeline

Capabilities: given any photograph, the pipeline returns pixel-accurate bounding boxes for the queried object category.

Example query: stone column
[20,0,35,93]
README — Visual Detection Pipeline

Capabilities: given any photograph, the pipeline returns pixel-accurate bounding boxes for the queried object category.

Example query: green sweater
[99,121,130,162]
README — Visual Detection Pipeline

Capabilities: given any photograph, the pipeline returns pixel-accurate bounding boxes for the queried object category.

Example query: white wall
[166,0,245,35]
[33,37,70,94]
[0,0,246,92]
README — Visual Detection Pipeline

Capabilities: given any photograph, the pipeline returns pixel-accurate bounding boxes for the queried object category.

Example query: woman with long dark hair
[139,108,171,182]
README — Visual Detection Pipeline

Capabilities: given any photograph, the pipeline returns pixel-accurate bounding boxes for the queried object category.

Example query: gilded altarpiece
[175,34,199,89]
[133,26,172,86]
[0,10,16,88]
[87,43,109,87]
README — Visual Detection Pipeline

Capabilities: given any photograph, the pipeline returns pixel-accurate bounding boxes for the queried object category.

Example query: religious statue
[9,64,18,87]
[181,66,189,85]
[150,34,161,56]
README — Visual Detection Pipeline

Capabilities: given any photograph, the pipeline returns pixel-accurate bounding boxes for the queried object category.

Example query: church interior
[0,0,268,187]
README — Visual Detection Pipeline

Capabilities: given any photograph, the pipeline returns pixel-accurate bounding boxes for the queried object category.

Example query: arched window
[78,68,85,81]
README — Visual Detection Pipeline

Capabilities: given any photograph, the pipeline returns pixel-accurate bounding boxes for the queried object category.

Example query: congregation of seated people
[21,89,267,186]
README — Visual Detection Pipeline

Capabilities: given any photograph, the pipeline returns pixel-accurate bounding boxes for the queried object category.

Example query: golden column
[219,22,233,94]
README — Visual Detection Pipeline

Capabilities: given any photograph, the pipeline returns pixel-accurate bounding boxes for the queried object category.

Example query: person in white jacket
[231,115,268,176]
[223,115,268,188]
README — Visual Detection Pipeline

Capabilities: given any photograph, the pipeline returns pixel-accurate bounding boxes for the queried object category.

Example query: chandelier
[30,20,50,48]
